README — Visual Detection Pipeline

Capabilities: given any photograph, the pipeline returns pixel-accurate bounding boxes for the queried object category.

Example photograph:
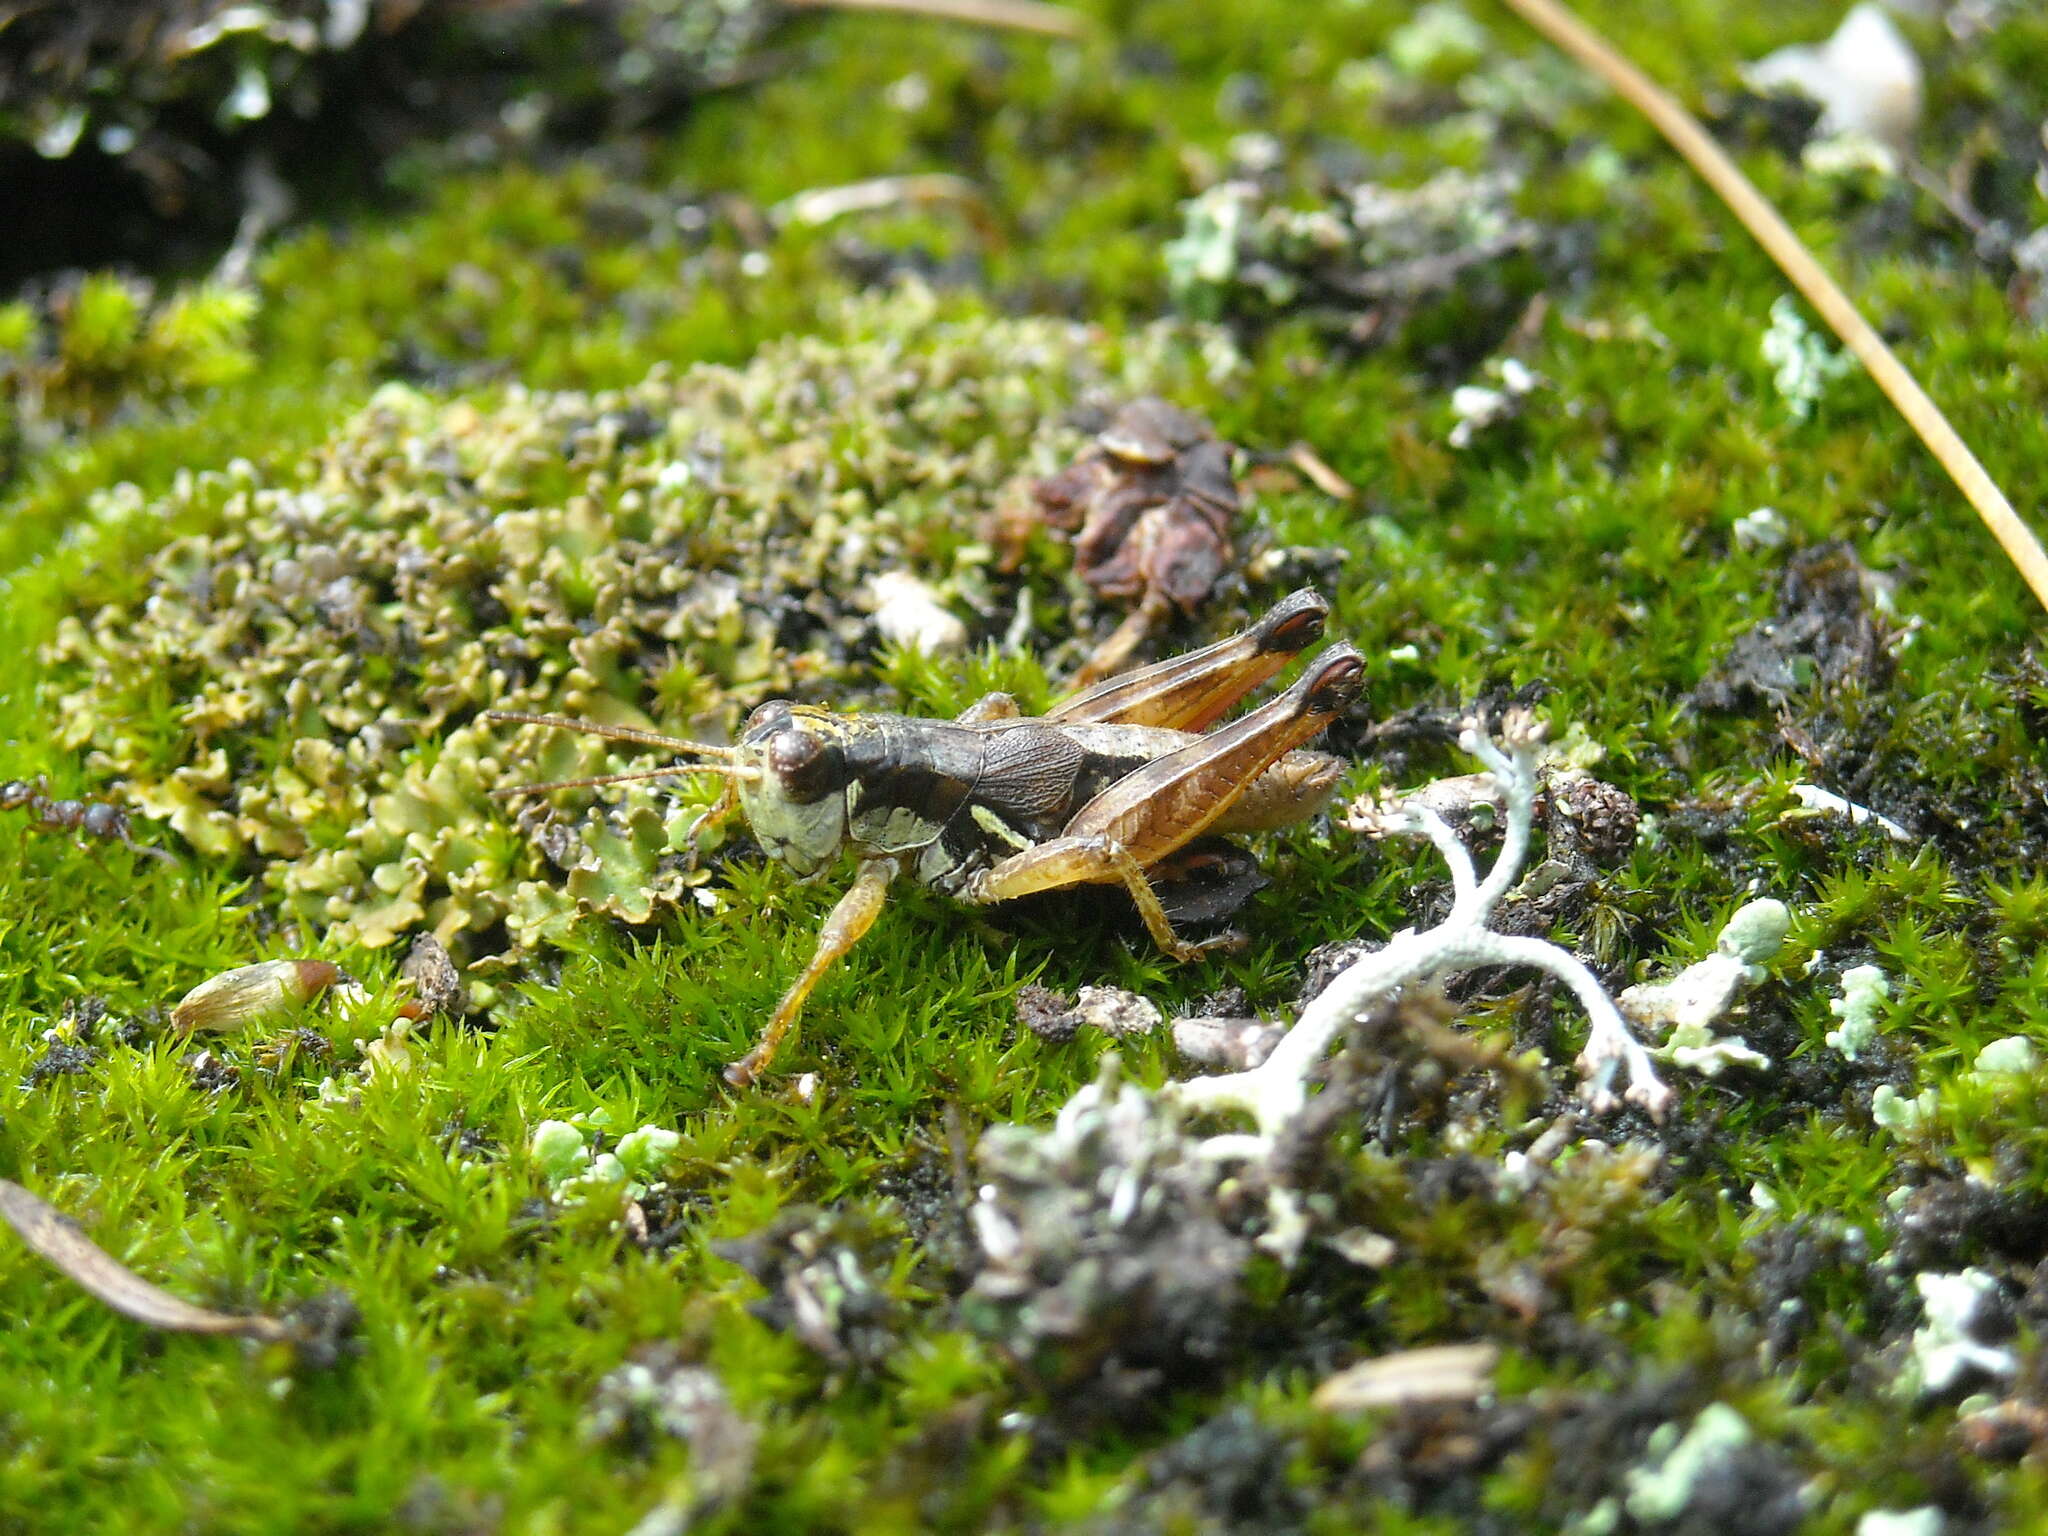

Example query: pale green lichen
[1622,1403,1756,1524]
[1162,151,1542,335]
[532,1115,679,1203]
[1905,1269,2016,1396]
[1384,1,1491,82]
[1162,185,1252,309]
[1826,963,1892,1061]
[614,1124,682,1184]
[1661,1018,1770,1077]
[1719,898,1792,966]
[1967,1036,2039,1080]
[1761,295,1859,420]
[530,1119,591,1185]
[1872,1083,1939,1136]
[1623,898,1788,1078]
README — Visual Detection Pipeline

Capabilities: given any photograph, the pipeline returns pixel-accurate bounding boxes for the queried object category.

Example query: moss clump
[8,0,2048,1531]
[0,273,256,475]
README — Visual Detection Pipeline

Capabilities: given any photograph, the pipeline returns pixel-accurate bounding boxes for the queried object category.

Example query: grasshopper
[486,589,1363,1086]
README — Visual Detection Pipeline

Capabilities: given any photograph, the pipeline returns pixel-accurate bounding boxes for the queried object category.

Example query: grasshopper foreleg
[723,856,897,1087]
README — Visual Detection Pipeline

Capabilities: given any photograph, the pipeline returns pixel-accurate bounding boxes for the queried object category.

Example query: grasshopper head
[735,701,853,875]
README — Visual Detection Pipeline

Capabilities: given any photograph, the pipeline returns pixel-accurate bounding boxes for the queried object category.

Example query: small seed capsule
[170,960,345,1034]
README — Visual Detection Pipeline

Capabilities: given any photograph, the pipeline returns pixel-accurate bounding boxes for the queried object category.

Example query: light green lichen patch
[531,1112,682,1205]
[37,287,1209,967]
[1762,293,1860,420]
[1827,962,1892,1060]
[1622,1403,1760,1523]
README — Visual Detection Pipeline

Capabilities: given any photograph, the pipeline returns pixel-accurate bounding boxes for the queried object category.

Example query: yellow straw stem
[1498,0,2048,615]
[789,0,1089,40]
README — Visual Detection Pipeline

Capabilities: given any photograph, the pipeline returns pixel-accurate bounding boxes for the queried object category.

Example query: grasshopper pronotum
[487,589,1363,1085]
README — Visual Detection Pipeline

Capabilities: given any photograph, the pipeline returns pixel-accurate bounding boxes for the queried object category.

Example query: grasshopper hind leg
[963,647,1363,962]
[723,857,897,1087]
[965,832,1239,962]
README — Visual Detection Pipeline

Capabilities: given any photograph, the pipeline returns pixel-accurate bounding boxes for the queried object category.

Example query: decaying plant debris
[999,395,1245,682]
[1164,145,1548,347]
[0,1178,356,1355]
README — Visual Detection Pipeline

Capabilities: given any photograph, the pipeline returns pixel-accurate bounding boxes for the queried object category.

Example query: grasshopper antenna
[489,764,758,798]
[482,709,761,797]
[483,709,745,759]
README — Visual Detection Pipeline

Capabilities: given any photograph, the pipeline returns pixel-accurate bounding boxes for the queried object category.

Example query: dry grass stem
[1500,0,2048,616]
[0,1180,289,1341]
[792,0,1089,40]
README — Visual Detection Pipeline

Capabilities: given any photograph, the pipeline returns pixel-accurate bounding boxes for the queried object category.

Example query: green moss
[5,0,2048,1530]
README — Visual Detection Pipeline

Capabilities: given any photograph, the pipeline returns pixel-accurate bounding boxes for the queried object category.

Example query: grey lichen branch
[1171,708,1672,1148]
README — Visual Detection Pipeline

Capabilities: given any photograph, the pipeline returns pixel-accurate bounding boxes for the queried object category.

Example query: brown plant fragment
[1003,398,1243,684]
[0,1179,288,1341]
[397,934,467,1021]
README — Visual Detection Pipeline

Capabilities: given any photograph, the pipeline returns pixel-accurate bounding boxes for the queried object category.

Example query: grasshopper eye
[743,699,794,740]
[767,727,844,803]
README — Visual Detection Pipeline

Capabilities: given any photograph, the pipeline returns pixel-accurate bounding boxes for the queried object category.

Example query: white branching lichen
[1619,897,1788,1079]
[1169,709,1672,1156]
[1906,1269,2017,1396]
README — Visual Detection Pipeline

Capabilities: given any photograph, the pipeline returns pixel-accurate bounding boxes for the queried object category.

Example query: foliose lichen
[39,288,1212,981]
